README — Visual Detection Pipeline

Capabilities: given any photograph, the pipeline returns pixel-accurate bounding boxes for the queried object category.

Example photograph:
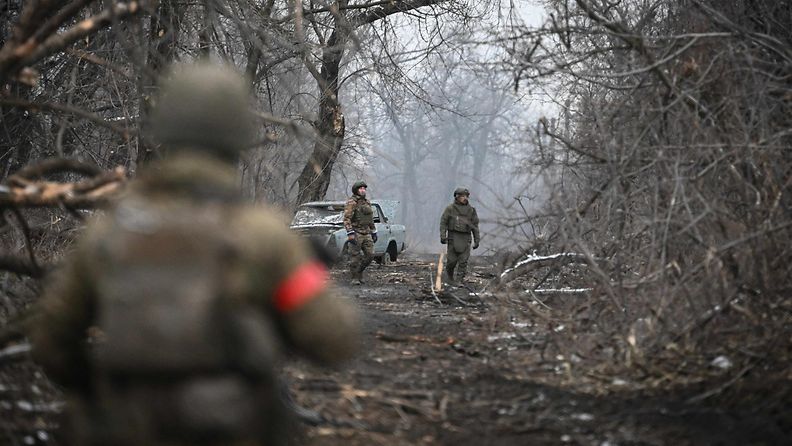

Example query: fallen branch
[517,292,554,321]
[0,165,126,209]
[0,253,45,278]
[0,342,31,365]
[674,295,741,342]
[11,398,64,414]
[376,332,453,345]
[530,288,594,294]
[0,160,127,276]
[685,363,755,404]
[440,289,478,307]
[497,252,596,286]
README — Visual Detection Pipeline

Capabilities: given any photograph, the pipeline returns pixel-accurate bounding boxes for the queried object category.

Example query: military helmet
[453,187,470,197]
[352,180,368,195]
[149,61,255,161]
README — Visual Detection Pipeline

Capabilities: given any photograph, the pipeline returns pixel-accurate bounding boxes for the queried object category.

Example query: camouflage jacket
[343,195,376,235]
[440,202,480,243]
[30,153,359,390]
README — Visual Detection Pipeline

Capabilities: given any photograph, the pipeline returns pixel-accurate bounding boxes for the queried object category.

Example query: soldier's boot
[444,269,456,286]
[454,269,467,285]
[350,269,362,286]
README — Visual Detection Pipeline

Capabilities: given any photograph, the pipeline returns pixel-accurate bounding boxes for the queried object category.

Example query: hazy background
[318,2,551,253]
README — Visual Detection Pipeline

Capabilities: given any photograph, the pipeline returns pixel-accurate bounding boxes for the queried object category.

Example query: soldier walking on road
[439,187,481,285]
[344,181,378,285]
[29,62,359,446]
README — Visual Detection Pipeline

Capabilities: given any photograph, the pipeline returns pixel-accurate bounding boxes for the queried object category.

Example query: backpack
[93,199,277,377]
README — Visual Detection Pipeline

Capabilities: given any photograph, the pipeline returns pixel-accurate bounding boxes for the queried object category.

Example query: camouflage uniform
[343,181,377,284]
[439,188,480,284]
[29,63,359,446]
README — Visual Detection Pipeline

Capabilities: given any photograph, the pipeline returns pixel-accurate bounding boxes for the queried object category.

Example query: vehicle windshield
[291,205,345,226]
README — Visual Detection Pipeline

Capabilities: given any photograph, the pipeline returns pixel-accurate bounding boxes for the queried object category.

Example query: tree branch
[0,0,150,83]
[8,158,102,182]
[0,166,126,209]
[349,0,445,27]
[0,97,133,139]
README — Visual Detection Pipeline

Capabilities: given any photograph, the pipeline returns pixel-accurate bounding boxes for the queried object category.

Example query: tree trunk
[296,28,346,204]
[471,117,495,183]
[294,0,445,204]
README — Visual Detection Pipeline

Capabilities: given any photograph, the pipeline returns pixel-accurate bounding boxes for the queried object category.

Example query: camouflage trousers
[348,234,374,279]
[445,233,471,283]
[61,375,289,446]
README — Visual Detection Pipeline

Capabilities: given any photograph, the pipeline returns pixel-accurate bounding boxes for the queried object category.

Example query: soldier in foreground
[439,187,481,285]
[343,180,378,285]
[29,62,359,446]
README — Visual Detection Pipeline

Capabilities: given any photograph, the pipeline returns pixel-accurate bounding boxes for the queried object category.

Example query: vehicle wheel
[388,242,398,262]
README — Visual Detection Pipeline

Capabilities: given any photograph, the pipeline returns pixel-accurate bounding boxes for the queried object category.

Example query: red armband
[273,261,328,313]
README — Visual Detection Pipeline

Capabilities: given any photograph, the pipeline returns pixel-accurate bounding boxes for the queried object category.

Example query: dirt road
[287,254,789,446]
[1,254,788,445]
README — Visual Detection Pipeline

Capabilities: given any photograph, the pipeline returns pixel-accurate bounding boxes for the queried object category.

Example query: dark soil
[1,253,790,445]
[287,254,791,446]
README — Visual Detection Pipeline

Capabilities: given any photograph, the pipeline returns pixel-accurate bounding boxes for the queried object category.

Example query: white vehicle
[290,200,407,264]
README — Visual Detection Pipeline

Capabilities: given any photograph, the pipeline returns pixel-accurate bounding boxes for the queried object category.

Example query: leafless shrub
[506,0,792,381]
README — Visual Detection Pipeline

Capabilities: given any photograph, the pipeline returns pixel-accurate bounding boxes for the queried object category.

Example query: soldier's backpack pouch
[92,203,273,375]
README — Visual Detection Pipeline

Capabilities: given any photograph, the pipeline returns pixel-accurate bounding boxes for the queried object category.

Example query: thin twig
[8,207,40,273]
[685,363,755,404]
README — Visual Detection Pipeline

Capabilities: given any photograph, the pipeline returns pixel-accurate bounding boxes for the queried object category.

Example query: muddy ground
[288,254,790,446]
[1,253,790,445]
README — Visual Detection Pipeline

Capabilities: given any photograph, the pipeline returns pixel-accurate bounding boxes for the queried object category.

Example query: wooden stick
[434,252,444,292]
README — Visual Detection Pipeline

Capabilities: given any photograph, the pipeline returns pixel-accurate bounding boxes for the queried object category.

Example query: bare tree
[293,0,470,204]
[0,0,502,277]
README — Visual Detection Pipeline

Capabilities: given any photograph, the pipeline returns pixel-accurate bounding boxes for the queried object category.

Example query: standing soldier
[29,62,359,446]
[343,181,378,285]
[439,187,481,285]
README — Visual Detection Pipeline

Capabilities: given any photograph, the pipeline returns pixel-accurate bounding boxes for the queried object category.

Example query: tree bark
[295,0,447,204]
[296,25,346,204]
